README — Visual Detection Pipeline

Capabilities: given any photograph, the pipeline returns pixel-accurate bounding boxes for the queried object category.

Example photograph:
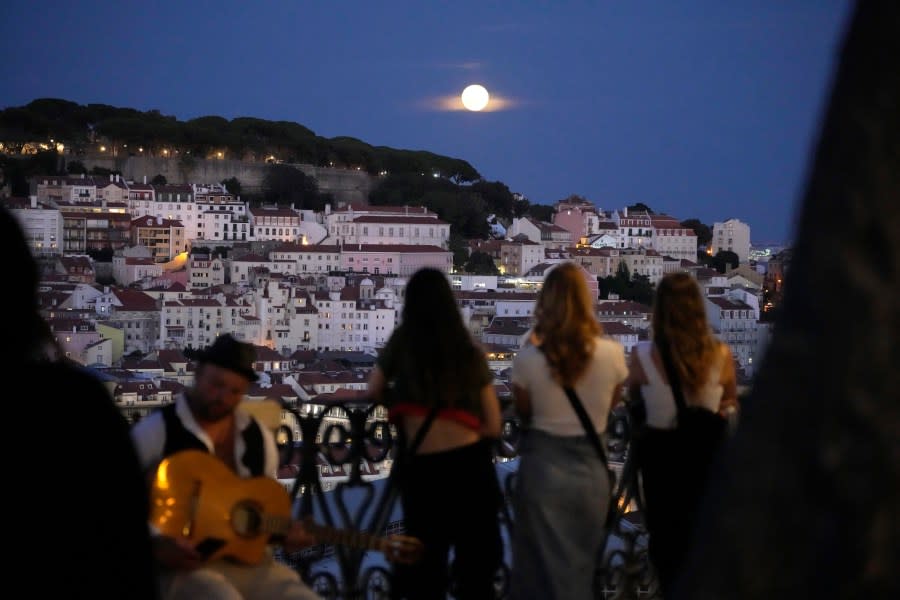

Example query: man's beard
[188,392,231,423]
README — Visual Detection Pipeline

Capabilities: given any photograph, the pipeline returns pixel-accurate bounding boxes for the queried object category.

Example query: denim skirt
[509,428,611,600]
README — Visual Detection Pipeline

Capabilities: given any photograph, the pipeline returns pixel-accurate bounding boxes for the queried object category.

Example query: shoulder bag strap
[537,346,608,467]
[377,404,440,522]
[561,386,609,470]
[538,346,619,540]
[562,379,619,541]
[655,336,688,419]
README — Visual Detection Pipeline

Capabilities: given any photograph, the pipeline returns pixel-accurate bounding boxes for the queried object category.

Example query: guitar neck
[306,521,388,553]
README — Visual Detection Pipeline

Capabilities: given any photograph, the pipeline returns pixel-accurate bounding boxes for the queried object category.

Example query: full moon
[461,84,490,111]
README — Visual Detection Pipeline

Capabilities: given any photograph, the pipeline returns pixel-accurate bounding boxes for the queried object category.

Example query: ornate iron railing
[272,400,660,599]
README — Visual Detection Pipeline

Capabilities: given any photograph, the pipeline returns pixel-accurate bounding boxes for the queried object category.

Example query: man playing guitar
[131,334,320,600]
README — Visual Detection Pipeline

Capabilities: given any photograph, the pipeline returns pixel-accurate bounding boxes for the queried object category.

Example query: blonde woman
[626,271,738,597]
[509,262,628,600]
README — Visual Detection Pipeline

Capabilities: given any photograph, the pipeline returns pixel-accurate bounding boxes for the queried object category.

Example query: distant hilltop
[0,97,483,183]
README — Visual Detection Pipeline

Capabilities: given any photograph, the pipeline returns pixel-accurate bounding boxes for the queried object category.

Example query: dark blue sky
[1,1,853,244]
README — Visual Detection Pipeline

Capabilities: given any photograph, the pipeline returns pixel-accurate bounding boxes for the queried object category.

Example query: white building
[333,215,450,249]
[9,197,64,256]
[230,253,273,286]
[187,252,226,289]
[112,246,164,287]
[618,248,665,285]
[613,208,653,251]
[507,217,573,250]
[704,296,759,377]
[649,214,698,262]
[340,244,453,276]
[450,274,499,291]
[268,243,342,275]
[253,279,319,353]
[323,204,448,248]
[32,174,98,204]
[312,284,397,352]
[712,218,751,263]
[249,205,304,243]
[600,322,640,355]
[159,296,259,350]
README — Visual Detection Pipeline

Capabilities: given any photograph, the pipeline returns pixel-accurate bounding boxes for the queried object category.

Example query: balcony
[261,400,658,599]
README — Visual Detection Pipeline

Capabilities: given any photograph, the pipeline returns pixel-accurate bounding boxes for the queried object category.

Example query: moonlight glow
[461,84,490,111]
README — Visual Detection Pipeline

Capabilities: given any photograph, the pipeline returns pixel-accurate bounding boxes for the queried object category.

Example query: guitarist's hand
[282,520,317,553]
[152,534,205,570]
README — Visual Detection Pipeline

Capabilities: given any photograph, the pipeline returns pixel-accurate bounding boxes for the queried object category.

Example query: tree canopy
[464,251,500,275]
[597,262,655,304]
[680,218,713,247]
[626,202,654,214]
[0,98,481,179]
[262,164,331,211]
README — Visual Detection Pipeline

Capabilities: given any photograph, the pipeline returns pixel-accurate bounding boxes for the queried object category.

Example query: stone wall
[74,156,375,206]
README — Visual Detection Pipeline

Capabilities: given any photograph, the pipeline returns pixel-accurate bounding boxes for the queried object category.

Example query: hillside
[1,98,563,268]
[0,98,482,182]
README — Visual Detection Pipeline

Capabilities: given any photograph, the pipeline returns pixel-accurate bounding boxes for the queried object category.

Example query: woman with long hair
[367,267,502,600]
[626,271,738,597]
[509,261,628,600]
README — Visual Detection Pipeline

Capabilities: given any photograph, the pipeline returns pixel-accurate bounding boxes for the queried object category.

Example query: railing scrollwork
[272,399,659,599]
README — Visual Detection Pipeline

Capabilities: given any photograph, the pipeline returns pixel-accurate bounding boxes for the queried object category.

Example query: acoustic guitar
[150,449,423,565]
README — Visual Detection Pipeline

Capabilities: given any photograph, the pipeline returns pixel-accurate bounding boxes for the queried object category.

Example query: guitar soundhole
[231,501,263,538]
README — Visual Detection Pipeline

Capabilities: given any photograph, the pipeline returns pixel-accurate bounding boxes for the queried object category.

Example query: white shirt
[511,336,628,436]
[634,341,724,429]
[130,393,280,479]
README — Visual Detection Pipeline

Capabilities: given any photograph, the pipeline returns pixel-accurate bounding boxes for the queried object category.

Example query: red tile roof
[112,288,159,311]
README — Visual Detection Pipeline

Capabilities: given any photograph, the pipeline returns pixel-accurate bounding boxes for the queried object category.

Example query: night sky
[1,1,853,244]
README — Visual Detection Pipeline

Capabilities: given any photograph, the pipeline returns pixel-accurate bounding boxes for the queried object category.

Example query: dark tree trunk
[676,1,900,598]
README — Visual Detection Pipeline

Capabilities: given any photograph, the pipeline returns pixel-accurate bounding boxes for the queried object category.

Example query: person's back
[3,205,157,599]
[15,360,158,599]
[367,267,503,600]
[633,339,728,429]
[509,262,628,600]
[512,335,626,436]
[626,272,738,598]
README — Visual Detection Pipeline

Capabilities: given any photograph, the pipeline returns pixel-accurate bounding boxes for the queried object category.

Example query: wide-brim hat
[196,334,259,382]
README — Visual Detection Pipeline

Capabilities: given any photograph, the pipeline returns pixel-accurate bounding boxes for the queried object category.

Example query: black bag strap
[655,337,688,418]
[561,386,609,470]
[369,404,440,542]
[536,346,608,468]
[542,348,619,541]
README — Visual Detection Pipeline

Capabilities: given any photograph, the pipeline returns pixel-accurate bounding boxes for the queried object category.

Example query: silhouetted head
[652,272,711,343]
[533,261,601,386]
[395,267,484,410]
[402,267,459,328]
[2,206,38,316]
[1,206,49,362]
[534,261,599,337]
[652,272,718,392]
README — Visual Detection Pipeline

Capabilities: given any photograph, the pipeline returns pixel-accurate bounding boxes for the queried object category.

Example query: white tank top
[635,341,723,430]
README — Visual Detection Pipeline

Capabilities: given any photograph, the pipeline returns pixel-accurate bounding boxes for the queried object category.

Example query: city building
[712,218,751,263]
